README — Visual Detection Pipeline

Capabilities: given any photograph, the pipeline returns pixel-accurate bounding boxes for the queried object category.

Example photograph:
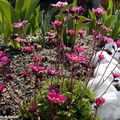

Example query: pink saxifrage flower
[51,20,63,27]
[13,20,28,29]
[51,1,68,8]
[92,8,106,17]
[96,98,105,107]
[74,45,85,53]
[47,92,67,104]
[0,84,6,93]
[112,73,120,78]
[67,30,76,35]
[28,103,37,111]
[29,65,45,72]
[66,53,89,63]
[78,30,86,37]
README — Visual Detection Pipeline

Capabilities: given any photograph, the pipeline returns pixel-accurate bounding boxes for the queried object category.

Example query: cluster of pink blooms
[67,29,86,37]
[100,36,113,43]
[95,98,105,107]
[0,51,9,67]
[30,65,61,76]
[66,53,89,63]
[74,45,85,53]
[0,84,6,93]
[47,92,67,104]
[28,103,37,111]
[51,1,68,8]
[21,45,35,52]
[13,20,28,29]
[92,8,106,17]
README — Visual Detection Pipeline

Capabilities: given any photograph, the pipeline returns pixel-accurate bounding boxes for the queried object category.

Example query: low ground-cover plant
[19,78,95,120]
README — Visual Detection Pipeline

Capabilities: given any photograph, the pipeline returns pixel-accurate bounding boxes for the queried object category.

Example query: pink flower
[78,30,86,37]
[66,53,89,63]
[92,8,106,17]
[112,73,120,78]
[21,45,35,52]
[66,53,80,63]
[67,30,76,35]
[22,72,29,78]
[74,45,85,53]
[0,51,4,57]
[51,20,63,27]
[1,56,9,63]
[28,103,37,111]
[32,56,43,63]
[69,6,83,13]
[92,29,99,37]
[100,36,113,43]
[44,68,61,76]
[51,1,68,8]
[98,54,105,61]
[47,92,67,103]
[96,98,105,107]
[29,65,45,72]
[14,37,27,43]
[0,84,6,93]
[13,20,28,29]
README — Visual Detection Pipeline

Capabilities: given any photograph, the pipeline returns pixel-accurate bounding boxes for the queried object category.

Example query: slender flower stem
[93,106,98,120]
[94,50,118,89]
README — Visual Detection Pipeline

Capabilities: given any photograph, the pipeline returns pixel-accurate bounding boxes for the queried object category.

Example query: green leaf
[88,10,96,21]
[104,15,116,27]
[0,0,19,46]
[76,16,86,30]
[106,0,113,18]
